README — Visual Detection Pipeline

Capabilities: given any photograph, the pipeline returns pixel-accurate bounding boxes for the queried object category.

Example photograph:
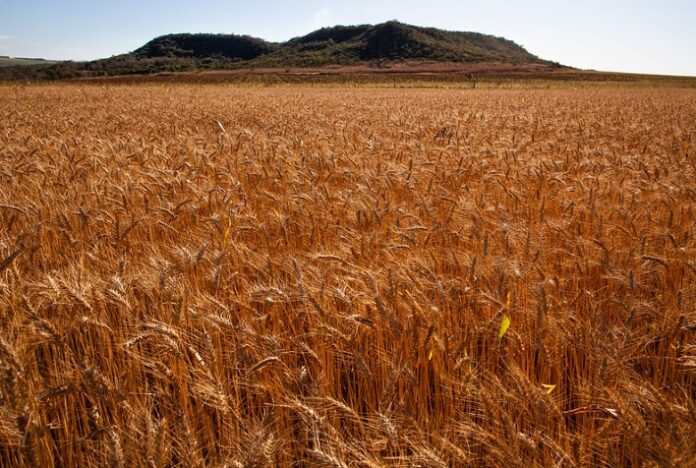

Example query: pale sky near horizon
[0,0,694,76]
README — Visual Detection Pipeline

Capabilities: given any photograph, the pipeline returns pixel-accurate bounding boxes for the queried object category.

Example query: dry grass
[1,84,695,466]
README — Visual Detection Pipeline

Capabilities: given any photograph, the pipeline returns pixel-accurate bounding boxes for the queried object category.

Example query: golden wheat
[0,84,694,466]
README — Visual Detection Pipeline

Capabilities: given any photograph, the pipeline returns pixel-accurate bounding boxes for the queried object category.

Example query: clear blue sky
[1,0,694,76]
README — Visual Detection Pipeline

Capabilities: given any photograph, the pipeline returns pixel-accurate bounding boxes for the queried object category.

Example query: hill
[125,21,547,68]
[133,33,278,60]
[277,22,545,65]
[0,22,555,80]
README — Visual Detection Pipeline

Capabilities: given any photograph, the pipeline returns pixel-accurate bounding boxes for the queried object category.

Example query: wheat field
[1,85,695,466]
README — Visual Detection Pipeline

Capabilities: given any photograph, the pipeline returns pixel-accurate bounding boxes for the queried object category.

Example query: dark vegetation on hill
[133,33,278,60]
[0,21,556,80]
